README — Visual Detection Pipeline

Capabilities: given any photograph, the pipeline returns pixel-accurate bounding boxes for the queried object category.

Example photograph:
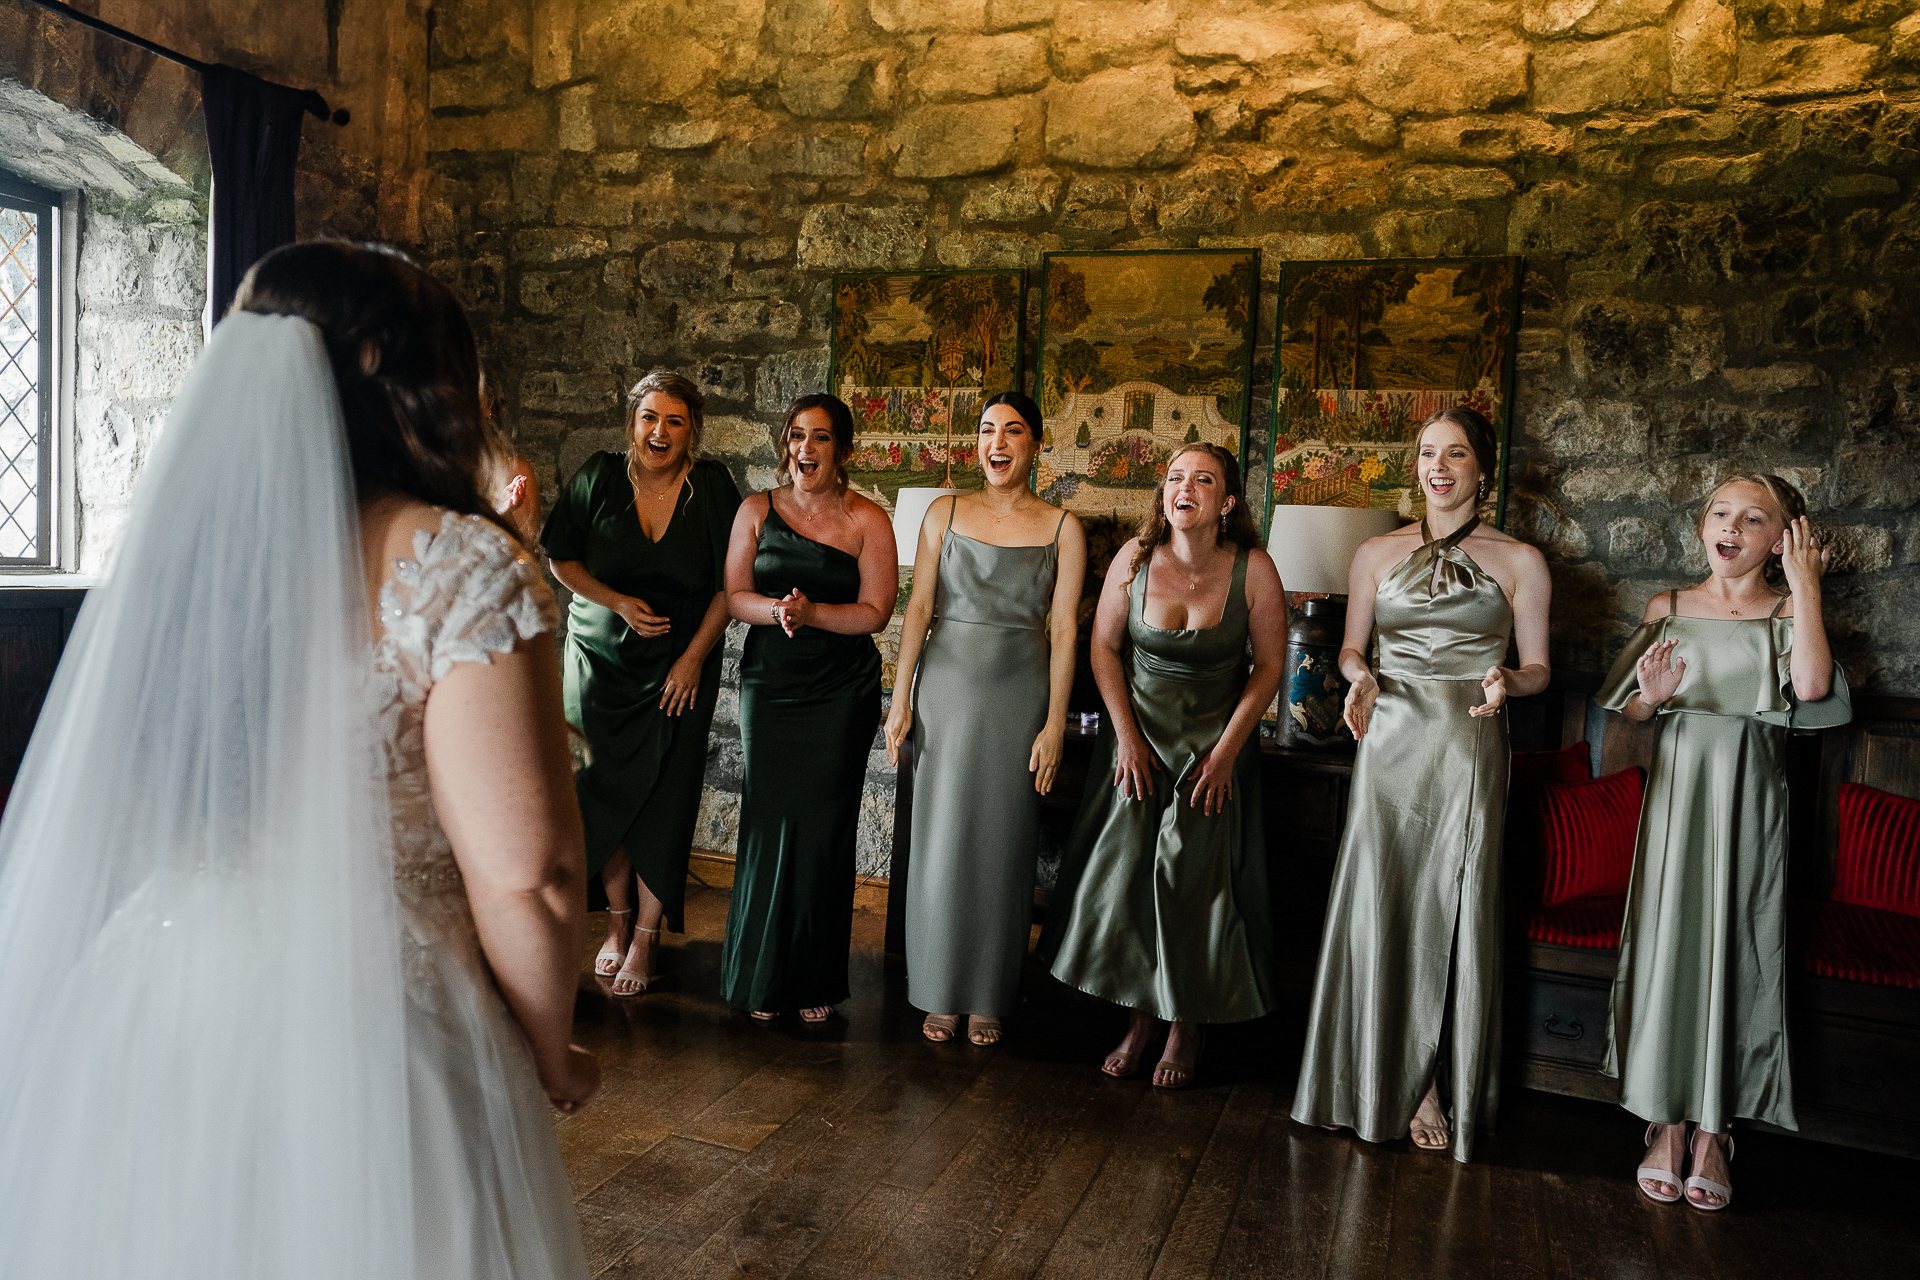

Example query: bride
[0,242,597,1279]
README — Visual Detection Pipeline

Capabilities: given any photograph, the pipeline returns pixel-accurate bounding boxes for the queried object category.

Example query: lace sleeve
[386,511,559,683]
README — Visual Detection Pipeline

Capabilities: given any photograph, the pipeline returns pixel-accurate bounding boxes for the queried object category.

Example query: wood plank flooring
[558,882,1920,1280]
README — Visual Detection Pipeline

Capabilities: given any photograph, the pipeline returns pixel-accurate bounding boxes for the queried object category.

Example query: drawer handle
[1543,1016,1584,1041]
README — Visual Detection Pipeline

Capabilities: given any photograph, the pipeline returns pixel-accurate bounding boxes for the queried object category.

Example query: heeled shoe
[1636,1122,1686,1204]
[923,1014,960,1042]
[799,1006,833,1024]
[610,923,657,997]
[967,1016,1003,1046]
[1153,1027,1204,1090]
[1685,1129,1735,1212]
[593,908,633,977]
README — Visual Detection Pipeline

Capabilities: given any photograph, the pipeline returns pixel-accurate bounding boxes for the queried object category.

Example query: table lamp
[891,486,965,566]
[1266,504,1404,750]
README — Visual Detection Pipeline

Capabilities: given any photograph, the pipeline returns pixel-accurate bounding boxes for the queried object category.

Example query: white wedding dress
[376,510,590,1280]
[0,312,588,1279]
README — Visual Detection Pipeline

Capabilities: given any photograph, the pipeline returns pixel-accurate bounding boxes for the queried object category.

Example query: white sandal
[610,923,658,997]
[1636,1122,1685,1204]
[1684,1129,1734,1212]
[593,908,633,977]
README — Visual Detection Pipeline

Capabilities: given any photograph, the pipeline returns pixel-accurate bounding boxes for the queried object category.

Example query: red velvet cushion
[1833,783,1920,919]
[1537,767,1644,907]
[1507,741,1591,867]
[1790,897,1920,990]
[1525,893,1627,950]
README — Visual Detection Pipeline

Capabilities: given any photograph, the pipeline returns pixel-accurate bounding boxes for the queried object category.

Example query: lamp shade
[891,486,965,566]
[1266,504,1404,595]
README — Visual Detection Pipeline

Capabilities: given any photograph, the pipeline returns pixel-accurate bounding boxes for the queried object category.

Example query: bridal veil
[0,312,416,1278]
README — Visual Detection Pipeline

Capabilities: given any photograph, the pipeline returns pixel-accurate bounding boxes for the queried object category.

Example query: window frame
[0,172,58,568]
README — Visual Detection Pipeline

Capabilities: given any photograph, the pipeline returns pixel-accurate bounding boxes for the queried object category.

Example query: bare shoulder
[362,495,446,558]
[843,488,892,532]
[733,489,773,531]
[1641,587,1677,623]
[1355,524,1422,569]
[1473,527,1548,575]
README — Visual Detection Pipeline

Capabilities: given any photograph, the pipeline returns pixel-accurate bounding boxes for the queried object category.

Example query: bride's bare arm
[425,636,598,1111]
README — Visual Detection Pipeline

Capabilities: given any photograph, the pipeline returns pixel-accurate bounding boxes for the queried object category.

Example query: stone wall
[421,0,1920,870]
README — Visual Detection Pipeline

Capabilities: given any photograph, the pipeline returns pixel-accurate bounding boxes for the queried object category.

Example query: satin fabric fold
[906,517,1061,1018]
[1292,519,1513,1163]
[1597,608,1807,1132]
[1039,549,1276,1025]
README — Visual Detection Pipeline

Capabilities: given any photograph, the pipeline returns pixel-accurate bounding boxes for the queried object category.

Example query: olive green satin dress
[1039,548,1276,1025]
[720,503,883,1013]
[541,454,741,933]
[1291,518,1512,1163]
[1597,591,1820,1133]
[905,503,1066,1019]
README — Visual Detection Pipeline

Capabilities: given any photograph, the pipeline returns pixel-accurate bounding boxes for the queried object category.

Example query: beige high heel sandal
[610,923,658,997]
[593,908,633,977]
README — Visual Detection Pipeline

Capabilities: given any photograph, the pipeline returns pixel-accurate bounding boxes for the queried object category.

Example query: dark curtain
[201,65,311,323]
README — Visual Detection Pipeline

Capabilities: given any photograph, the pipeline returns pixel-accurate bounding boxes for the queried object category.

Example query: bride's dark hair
[233,241,515,537]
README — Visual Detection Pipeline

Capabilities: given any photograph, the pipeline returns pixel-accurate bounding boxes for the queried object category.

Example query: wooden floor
[558,881,1920,1280]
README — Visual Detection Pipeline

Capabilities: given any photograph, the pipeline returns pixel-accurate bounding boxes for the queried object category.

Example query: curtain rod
[21,0,350,125]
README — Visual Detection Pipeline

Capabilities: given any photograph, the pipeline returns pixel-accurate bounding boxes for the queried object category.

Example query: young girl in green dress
[1598,472,1844,1211]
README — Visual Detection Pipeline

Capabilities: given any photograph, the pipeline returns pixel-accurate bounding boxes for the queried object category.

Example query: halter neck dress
[1039,546,1276,1024]
[719,501,883,1013]
[906,499,1067,1019]
[1291,517,1513,1163]
[1596,589,1846,1134]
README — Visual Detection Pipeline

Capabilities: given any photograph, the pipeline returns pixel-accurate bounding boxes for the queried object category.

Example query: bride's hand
[542,1044,600,1114]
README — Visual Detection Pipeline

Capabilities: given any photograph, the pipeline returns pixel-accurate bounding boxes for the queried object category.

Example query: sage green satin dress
[1291,518,1512,1163]
[905,503,1066,1019]
[720,503,883,1013]
[1597,591,1810,1133]
[541,454,741,933]
[1039,548,1276,1025]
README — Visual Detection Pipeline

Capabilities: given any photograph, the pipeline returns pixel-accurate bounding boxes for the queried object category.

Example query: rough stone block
[798,204,929,269]
[1722,363,1824,394]
[519,268,599,316]
[531,0,576,89]
[1353,25,1529,115]
[1051,1,1176,78]
[1047,66,1195,169]
[148,229,202,312]
[705,412,780,459]
[1823,524,1896,574]
[740,236,794,263]
[579,19,718,103]
[1394,165,1517,203]
[756,348,831,415]
[747,131,870,177]
[870,0,987,31]
[961,170,1063,221]
[1200,231,1365,276]
[680,299,804,346]
[1174,11,1319,63]
[558,427,629,487]
[431,65,516,110]
[780,53,896,118]
[554,181,634,226]
[684,190,771,235]
[1738,35,1880,97]
[432,100,552,153]
[1523,0,1600,36]
[1573,0,1673,36]
[1508,181,1622,255]
[96,316,198,401]
[522,369,620,415]
[1534,398,1653,457]
[1607,516,1674,564]
[1507,491,1591,559]
[650,120,723,150]
[638,240,737,298]
[1533,28,1669,114]
[910,32,1050,99]
[1896,11,1920,65]
[1371,208,1482,257]
[891,97,1036,177]
[935,228,1055,266]
[1670,0,1736,99]
[1652,153,1770,187]
[987,0,1056,29]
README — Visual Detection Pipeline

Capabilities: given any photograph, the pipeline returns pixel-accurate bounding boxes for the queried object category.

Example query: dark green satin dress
[541,454,741,933]
[905,503,1066,1019]
[1597,591,1816,1133]
[1039,548,1276,1025]
[1291,518,1512,1163]
[720,503,883,1013]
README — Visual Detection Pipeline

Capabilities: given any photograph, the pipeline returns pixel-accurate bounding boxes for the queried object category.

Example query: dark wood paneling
[0,588,87,786]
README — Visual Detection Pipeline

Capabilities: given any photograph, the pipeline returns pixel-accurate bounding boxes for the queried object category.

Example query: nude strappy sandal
[1636,1122,1685,1204]
[593,908,633,977]
[1685,1129,1734,1212]
[610,923,657,997]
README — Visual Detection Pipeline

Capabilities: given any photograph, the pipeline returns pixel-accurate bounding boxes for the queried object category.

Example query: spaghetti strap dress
[1038,547,1276,1024]
[720,502,883,1012]
[1290,517,1513,1163]
[904,499,1066,1019]
[1596,590,1827,1133]
[540,453,741,931]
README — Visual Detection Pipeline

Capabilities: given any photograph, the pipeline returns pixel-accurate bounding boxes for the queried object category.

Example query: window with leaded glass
[0,175,55,566]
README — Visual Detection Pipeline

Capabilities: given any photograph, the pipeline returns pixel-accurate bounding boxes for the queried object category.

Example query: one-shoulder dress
[1291,517,1512,1163]
[1597,590,1846,1134]
[905,499,1066,1019]
[1039,547,1276,1024]
[720,502,883,1013]
[541,453,741,931]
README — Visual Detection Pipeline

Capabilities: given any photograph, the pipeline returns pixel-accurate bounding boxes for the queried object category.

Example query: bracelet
[770,602,780,625]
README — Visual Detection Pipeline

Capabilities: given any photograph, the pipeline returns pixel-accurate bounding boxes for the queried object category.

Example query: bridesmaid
[1598,472,1842,1211]
[1291,407,1551,1162]
[884,392,1088,1047]
[543,372,741,995]
[1038,443,1286,1088]
[722,394,896,1022]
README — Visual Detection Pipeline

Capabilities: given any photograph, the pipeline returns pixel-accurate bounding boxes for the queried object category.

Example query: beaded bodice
[370,512,558,956]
